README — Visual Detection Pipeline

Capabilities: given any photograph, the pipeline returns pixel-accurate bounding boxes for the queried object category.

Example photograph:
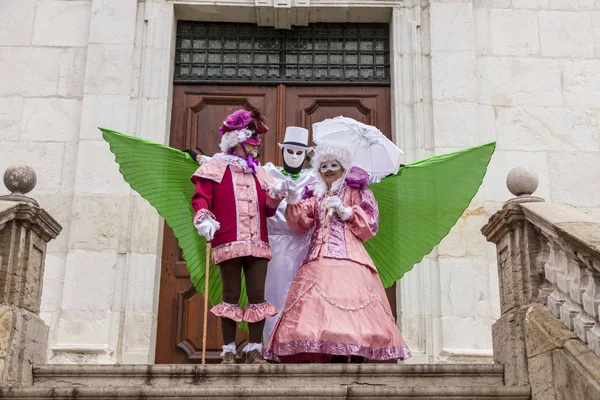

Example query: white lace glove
[269,179,297,199]
[326,196,353,221]
[195,217,220,240]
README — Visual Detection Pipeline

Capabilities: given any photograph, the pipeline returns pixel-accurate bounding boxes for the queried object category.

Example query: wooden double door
[155,84,393,363]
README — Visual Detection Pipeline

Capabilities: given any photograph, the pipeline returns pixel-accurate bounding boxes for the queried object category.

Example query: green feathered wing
[366,142,496,287]
[99,128,249,329]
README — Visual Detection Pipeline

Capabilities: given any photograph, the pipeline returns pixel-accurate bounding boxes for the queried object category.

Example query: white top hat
[278,126,312,151]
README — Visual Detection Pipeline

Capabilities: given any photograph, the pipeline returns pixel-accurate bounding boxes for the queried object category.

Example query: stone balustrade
[0,165,62,387]
[482,166,600,399]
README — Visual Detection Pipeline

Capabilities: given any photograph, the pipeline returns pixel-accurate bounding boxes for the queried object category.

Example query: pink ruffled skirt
[263,257,411,362]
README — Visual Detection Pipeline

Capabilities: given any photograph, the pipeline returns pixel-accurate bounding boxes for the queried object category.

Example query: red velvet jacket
[191,154,281,265]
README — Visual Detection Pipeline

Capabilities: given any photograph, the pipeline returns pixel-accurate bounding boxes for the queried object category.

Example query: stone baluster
[481,167,545,386]
[0,164,62,387]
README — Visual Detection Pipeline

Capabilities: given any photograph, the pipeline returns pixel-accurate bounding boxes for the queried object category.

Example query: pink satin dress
[263,182,411,363]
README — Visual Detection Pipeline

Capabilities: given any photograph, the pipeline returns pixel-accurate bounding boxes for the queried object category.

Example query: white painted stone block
[0,0,36,46]
[54,309,112,346]
[430,2,474,53]
[125,253,160,314]
[40,253,68,313]
[438,202,499,259]
[36,194,74,253]
[549,0,599,10]
[431,52,476,102]
[496,107,599,152]
[548,152,600,207]
[58,47,88,98]
[477,57,561,107]
[563,60,600,108]
[68,195,127,251]
[88,0,138,44]
[539,11,594,57]
[478,150,551,202]
[490,10,539,56]
[473,0,511,9]
[0,141,66,196]
[432,102,495,148]
[138,99,170,144]
[441,315,493,351]
[80,95,131,140]
[83,44,134,95]
[0,47,62,96]
[124,313,154,349]
[129,198,162,255]
[593,12,600,57]
[73,140,129,195]
[512,0,549,8]
[61,250,118,310]
[0,97,23,141]
[473,8,491,55]
[21,98,82,142]
[32,1,91,47]
[439,257,492,319]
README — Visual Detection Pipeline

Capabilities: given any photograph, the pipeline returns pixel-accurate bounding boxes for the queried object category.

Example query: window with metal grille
[174,22,390,85]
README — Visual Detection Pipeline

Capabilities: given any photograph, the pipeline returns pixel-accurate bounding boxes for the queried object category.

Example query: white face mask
[319,160,342,174]
[283,148,306,169]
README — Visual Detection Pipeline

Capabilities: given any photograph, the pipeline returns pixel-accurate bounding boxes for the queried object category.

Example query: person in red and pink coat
[191,109,289,364]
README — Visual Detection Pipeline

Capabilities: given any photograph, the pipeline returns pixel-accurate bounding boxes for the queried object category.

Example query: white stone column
[49,0,175,364]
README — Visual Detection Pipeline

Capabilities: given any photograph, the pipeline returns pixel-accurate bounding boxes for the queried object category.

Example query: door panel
[157,84,394,363]
[155,85,278,363]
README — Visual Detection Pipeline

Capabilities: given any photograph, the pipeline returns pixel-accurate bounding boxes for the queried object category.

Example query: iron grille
[174,22,390,85]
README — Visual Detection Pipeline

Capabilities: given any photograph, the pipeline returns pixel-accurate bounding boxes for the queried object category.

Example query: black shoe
[350,355,365,364]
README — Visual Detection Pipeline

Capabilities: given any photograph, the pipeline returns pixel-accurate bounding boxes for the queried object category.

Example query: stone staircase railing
[482,167,600,400]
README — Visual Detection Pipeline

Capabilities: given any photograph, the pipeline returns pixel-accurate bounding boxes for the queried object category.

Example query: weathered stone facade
[0,0,598,364]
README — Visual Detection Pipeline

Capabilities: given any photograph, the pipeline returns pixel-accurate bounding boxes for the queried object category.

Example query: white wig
[219,129,254,153]
[311,142,352,198]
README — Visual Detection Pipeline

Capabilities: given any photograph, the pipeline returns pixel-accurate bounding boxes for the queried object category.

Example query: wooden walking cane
[202,242,211,364]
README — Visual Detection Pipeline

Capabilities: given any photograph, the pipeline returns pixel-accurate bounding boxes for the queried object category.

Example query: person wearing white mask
[262,127,316,344]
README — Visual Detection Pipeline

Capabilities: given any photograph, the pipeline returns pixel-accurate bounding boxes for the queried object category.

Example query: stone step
[1,384,531,399]
[33,364,506,388]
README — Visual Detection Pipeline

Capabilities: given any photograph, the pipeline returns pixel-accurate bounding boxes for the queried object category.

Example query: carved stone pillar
[481,167,544,386]
[0,164,62,386]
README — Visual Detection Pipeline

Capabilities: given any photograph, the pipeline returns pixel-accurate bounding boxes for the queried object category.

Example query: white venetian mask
[319,160,342,174]
[283,147,306,169]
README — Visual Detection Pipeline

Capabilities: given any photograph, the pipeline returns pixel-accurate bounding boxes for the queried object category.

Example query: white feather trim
[339,206,354,221]
[219,128,253,152]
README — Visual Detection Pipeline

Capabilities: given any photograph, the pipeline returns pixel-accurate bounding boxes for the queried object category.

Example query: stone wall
[0,0,598,364]
[406,0,600,362]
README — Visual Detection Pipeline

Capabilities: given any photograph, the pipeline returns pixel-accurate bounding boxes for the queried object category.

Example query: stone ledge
[0,384,532,399]
[33,363,505,388]
[525,303,577,358]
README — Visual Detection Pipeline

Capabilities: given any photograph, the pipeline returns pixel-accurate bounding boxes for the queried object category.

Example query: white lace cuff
[242,342,263,353]
[220,341,237,356]
[339,206,353,221]
[194,216,220,231]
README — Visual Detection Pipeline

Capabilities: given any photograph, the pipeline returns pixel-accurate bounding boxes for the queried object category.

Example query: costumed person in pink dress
[263,142,412,363]
[191,109,283,364]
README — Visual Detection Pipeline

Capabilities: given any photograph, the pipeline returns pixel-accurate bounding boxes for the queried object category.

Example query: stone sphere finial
[1,164,39,205]
[4,164,37,195]
[506,166,539,197]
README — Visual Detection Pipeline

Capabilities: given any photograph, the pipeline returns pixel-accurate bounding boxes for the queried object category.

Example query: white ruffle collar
[213,152,257,174]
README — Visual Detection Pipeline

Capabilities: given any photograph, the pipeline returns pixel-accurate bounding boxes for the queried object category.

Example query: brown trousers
[219,256,268,344]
